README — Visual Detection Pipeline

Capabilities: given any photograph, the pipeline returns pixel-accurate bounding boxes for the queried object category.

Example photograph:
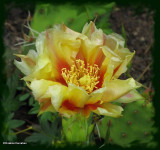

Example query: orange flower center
[61,59,100,93]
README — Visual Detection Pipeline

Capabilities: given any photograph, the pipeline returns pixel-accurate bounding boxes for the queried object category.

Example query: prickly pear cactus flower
[14,21,142,118]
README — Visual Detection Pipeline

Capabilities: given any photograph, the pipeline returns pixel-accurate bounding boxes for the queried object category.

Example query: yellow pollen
[61,59,100,93]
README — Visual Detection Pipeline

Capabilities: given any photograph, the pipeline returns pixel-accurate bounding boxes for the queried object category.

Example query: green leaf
[28,102,40,114]
[16,87,24,91]
[39,112,54,124]
[29,97,34,106]
[19,93,30,101]
[25,133,53,145]
[8,120,25,129]
[2,113,25,142]
[28,107,39,114]
[6,69,20,99]
[25,115,61,145]
[5,130,17,142]
[2,94,25,113]
[7,113,14,120]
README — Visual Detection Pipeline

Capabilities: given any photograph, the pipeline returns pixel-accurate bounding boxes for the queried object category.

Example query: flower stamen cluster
[61,59,100,93]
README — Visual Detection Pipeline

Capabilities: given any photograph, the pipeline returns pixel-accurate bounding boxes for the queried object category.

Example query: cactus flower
[14,21,142,118]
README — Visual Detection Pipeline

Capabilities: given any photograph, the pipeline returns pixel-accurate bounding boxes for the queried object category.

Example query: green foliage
[30,2,115,34]
[25,112,61,145]
[1,61,26,113]
[29,97,34,106]
[28,101,40,114]
[1,47,31,141]
[2,113,25,141]
[39,111,55,123]
[97,100,157,148]
[19,93,30,101]
[25,132,53,145]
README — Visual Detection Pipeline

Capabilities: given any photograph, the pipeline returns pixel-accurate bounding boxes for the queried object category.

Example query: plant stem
[14,126,33,135]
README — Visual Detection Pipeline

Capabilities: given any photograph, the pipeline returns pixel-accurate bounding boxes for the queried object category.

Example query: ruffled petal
[102,33,135,79]
[14,59,32,76]
[14,50,37,75]
[76,37,105,68]
[48,84,68,111]
[46,27,81,66]
[102,78,141,102]
[79,21,105,66]
[93,103,123,117]
[23,54,57,81]
[85,87,106,105]
[62,23,80,37]
[28,79,59,100]
[67,83,89,108]
[36,26,82,81]
[105,33,125,50]
[38,100,55,116]
[113,50,135,78]
[114,89,144,103]
[101,46,122,82]
[82,21,103,44]
[59,106,78,118]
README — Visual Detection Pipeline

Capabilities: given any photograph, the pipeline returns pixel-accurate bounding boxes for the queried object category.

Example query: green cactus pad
[62,114,94,144]
[97,100,157,147]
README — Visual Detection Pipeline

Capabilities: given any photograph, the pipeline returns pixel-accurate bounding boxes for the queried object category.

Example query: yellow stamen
[61,59,100,93]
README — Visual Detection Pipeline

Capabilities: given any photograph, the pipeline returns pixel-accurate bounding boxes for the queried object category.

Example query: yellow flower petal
[14,59,32,75]
[102,36,134,79]
[114,47,131,59]
[102,45,121,60]
[93,103,123,117]
[61,23,80,37]
[23,54,56,81]
[45,27,81,66]
[82,21,103,44]
[105,33,125,50]
[59,106,77,118]
[67,83,89,108]
[113,51,135,78]
[104,35,117,50]
[36,31,46,55]
[36,27,81,79]
[114,89,144,103]
[29,79,59,100]
[101,46,122,82]
[38,100,56,116]
[48,84,68,111]
[82,21,104,46]
[14,22,141,118]
[14,50,37,75]
[85,87,106,105]
[80,21,105,66]
[102,78,141,102]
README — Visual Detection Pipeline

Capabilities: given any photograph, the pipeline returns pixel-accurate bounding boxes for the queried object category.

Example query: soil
[109,6,154,87]
[4,6,30,50]
[3,4,154,141]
